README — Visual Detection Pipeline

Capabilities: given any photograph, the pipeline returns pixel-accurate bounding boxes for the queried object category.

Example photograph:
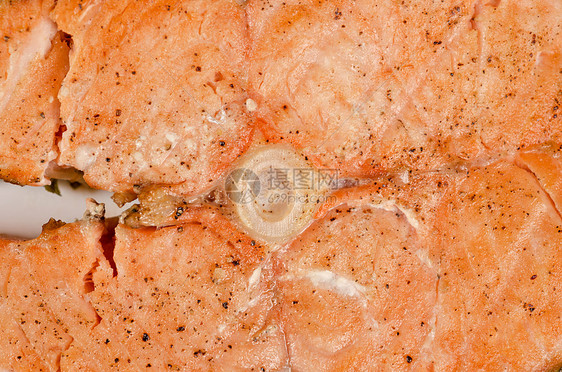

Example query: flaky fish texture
[51,0,252,195]
[0,0,561,370]
[249,0,561,177]
[0,0,68,185]
[1,150,562,371]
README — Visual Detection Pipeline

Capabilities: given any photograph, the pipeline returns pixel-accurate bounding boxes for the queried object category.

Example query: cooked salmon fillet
[516,147,562,215]
[0,208,287,371]
[2,0,559,190]
[1,0,562,370]
[429,158,562,371]
[2,151,561,370]
[275,198,438,370]
[62,208,287,371]
[248,0,561,177]
[0,218,106,371]
[50,0,251,196]
[311,151,562,370]
[0,0,69,185]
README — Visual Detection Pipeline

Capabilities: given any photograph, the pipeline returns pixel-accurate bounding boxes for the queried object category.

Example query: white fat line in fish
[282,269,380,330]
[281,269,367,300]
[346,199,420,230]
[238,258,271,313]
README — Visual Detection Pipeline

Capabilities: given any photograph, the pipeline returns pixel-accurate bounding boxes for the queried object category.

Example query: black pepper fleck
[175,206,184,219]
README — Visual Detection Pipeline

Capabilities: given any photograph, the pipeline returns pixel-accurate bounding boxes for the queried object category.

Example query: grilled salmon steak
[1,0,560,190]
[1,149,562,370]
[0,0,561,371]
[1,207,288,371]
[50,0,252,196]
[248,0,561,177]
